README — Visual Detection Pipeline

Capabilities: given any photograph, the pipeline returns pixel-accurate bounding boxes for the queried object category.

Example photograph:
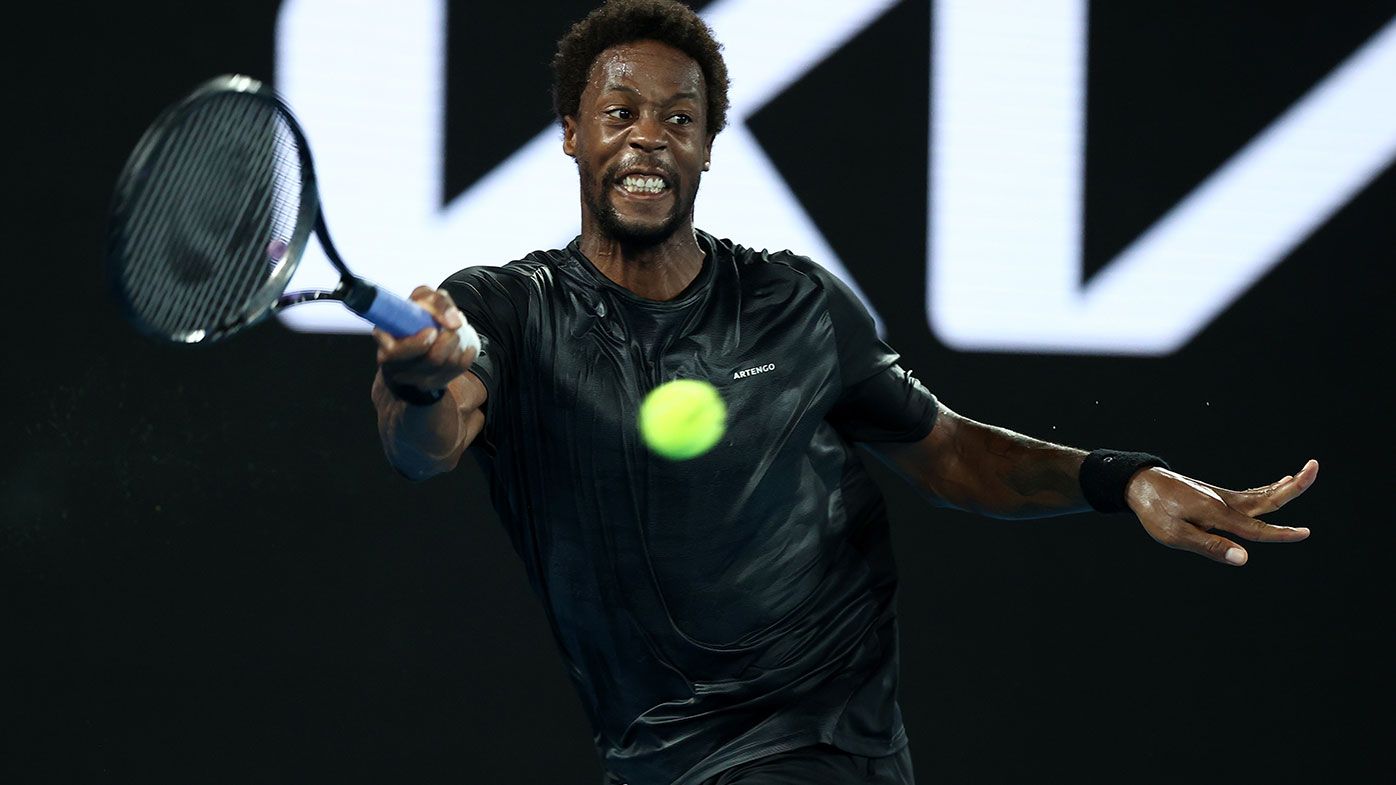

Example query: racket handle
[345,283,436,338]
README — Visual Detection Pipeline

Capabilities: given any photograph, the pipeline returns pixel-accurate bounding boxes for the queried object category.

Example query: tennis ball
[639,379,727,460]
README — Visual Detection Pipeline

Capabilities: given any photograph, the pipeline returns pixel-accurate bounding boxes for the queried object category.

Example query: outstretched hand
[1125,460,1318,566]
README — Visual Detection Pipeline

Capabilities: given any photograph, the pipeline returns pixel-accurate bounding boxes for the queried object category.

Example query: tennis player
[369,2,1317,783]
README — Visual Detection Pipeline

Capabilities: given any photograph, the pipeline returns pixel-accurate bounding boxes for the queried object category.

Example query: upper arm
[453,369,489,452]
[864,401,966,503]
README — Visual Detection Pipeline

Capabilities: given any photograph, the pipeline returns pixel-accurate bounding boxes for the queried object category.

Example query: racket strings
[121,95,268,334]
[209,123,301,320]
[161,99,289,332]
[122,96,259,324]
[121,105,229,322]
[190,111,282,328]
[202,112,297,325]
[127,98,266,331]
[115,91,305,339]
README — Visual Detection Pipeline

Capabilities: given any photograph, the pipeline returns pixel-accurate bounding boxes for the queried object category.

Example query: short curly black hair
[551,0,730,136]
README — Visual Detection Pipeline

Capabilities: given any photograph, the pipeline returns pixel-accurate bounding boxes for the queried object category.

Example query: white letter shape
[930,0,1396,355]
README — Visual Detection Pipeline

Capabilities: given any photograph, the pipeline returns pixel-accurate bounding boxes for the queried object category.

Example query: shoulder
[437,250,574,333]
[706,234,857,313]
[439,249,568,298]
[703,232,842,293]
[705,233,876,335]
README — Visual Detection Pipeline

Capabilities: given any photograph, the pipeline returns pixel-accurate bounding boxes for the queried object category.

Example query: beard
[580,160,698,247]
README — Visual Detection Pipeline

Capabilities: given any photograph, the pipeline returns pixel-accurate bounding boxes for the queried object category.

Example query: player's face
[564,40,713,246]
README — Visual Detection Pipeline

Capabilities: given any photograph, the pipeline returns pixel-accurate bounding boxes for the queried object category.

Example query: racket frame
[107,75,326,345]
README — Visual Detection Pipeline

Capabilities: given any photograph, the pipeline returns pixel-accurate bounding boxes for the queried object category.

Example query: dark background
[6,1,1393,783]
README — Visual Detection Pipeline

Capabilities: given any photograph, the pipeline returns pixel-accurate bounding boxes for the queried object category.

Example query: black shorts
[605,743,916,785]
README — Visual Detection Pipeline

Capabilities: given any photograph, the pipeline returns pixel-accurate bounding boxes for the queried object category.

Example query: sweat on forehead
[585,41,707,98]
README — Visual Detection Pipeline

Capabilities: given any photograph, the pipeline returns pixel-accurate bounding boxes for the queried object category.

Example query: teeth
[621,175,667,193]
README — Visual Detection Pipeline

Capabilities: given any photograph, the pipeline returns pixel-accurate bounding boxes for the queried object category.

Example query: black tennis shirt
[440,230,939,785]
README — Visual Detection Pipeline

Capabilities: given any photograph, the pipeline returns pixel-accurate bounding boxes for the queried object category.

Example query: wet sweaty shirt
[440,230,939,785]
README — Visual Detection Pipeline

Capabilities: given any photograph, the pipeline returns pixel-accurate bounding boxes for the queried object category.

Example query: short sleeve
[438,266,524,421]
[816,263,898,389]
[806,263,939,443]
[827,364,939,443]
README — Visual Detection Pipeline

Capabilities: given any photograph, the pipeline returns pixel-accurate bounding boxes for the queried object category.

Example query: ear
[562,116,578,158]
[702,133,714,171]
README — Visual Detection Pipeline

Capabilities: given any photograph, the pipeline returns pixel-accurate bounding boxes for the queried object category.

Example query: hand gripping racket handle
[343,282,437,338]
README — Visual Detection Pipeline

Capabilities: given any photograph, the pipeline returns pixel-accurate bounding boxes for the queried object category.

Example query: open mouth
[614,172,671,196]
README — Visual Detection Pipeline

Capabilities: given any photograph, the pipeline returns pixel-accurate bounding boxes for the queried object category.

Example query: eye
[668,113,693,126]
[604,107,633,120]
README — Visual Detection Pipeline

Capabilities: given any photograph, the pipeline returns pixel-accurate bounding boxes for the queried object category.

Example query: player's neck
[580,224,705,302]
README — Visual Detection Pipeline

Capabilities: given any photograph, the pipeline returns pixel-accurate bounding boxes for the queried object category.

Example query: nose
[628,113,667,153]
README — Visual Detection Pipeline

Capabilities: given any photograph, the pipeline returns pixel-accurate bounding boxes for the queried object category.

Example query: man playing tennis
[369,2,1318,783]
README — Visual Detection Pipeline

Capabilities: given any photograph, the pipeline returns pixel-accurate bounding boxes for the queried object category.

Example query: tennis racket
[105,73,436,345]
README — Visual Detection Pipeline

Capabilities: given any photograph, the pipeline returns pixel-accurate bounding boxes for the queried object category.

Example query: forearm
[371,370,482,480]
[872,407,1092,519]
[938,417,1089,518]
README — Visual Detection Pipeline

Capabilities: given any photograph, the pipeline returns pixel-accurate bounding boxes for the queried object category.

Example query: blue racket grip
[350,284,437,338]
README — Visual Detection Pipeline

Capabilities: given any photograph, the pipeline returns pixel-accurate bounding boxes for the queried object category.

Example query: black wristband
[388,382,446,406]
[1079,449,1170,513]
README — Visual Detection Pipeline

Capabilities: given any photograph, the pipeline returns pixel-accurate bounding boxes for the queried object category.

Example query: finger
[373,328,398,365]
[446,325,478,369]
[457,340,479,368]
[1292,458,1319,492]
[429,292,463,330]
[407,286,448,322]
[1216,459,1320,516]
[1172,523,1249,566]
[425,328,463,367]
[405,287,462,329]
[456,317,480,358]
[384,327,439,362]
[1198,504,1310,543]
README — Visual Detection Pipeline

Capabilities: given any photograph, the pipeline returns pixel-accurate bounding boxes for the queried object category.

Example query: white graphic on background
[929,0,1396,354]
[275,1,1396,355]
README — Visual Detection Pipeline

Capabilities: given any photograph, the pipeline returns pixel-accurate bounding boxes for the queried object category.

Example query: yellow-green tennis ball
[639,379,727,460]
